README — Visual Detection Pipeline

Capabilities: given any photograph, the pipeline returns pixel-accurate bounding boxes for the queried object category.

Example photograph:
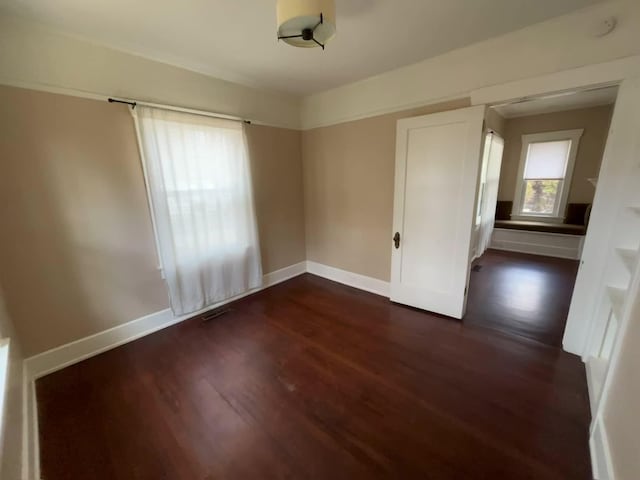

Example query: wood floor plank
[37,263,591,479]
[466,249,580,347]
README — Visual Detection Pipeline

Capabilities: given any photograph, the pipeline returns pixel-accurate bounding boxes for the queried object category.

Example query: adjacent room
[1,1,640,479]
[466,87,616,347]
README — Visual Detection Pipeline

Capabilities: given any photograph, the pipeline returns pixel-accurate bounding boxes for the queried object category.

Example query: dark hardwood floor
[466,249,580,348]
[37,273,591,479]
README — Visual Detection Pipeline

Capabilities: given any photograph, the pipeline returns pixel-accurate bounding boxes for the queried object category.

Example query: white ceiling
[0,0,604,96]
[493,85,618,118]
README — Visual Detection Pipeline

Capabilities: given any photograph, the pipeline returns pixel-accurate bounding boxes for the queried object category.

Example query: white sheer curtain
[134,106,262,315]
[477,131,505,257]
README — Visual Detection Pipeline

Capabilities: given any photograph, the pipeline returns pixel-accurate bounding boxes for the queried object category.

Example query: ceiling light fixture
[277,0,336,50]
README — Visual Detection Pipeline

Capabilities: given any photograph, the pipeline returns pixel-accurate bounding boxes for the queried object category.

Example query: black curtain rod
[107,97,251,124]
[108,98,136,108]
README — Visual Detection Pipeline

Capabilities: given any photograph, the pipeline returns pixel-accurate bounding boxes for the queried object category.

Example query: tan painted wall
[0,85,169,356]
[0,291,23,480]
[0,85,305,356]
[246,124,306,273]
[498,105,613,205]
[604,288,640,480]
[302,98,471,282]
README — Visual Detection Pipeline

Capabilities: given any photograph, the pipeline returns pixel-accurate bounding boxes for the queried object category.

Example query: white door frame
[470,56,640,108]
[468,60,640,480]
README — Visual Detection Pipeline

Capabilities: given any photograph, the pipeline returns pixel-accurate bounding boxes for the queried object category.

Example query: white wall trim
[590,417,615,479]
[306,261,390,297]
[470,56,640,107]
[262,261,308,286]
[25,309,184,381]
[491,228,584,260]
[300,93,468,130]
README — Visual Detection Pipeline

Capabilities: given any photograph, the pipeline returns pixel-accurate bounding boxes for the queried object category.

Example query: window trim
[475,130,493,227]
[511,129,584,222]
[0,338,9,443]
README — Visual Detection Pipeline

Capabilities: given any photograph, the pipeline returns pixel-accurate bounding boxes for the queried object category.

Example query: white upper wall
[2,1,640,132]
[301,0,640,129]
[0,15,301,129]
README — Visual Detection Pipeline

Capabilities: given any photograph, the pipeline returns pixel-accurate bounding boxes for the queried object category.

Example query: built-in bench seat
[494,220,586,236]
[490,201,590,259]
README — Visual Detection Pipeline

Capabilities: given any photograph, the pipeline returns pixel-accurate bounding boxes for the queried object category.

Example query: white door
[390,106,485,318]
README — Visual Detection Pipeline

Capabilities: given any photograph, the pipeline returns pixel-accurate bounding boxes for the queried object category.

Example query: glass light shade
[277,0,336,48]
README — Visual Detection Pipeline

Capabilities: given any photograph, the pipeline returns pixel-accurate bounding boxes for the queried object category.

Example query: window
[512,129,583,221]
[134,106,263,315]
[157,125,251,252]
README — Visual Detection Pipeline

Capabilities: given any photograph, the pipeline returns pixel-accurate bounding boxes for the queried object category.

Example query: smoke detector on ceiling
[590,16,617,38]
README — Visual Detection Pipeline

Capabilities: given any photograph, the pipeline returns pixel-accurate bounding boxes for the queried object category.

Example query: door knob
[393,232,401,249]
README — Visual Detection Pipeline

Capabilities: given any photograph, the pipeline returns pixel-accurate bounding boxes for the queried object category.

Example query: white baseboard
[491,228,584,260]
[21,259,394,478]
[306,261,390,297]
[24,261,307,381]
[262,261,307,287]
[24,259,382,380]
[21,261,306,480]
[23,259,378,380]
[25,309,180,381]
[590,417,615,479]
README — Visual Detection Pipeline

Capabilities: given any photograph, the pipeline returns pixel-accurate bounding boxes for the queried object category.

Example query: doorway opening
[465,85,619,348]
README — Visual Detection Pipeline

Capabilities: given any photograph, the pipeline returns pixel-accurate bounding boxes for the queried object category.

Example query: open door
[390,105,485,318]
